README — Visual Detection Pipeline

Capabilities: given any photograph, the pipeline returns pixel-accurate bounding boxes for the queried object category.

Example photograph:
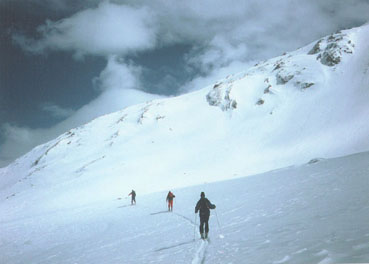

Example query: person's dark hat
[200,192,205,197]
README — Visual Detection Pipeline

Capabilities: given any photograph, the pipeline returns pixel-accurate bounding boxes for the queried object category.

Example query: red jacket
[166,192,175,201]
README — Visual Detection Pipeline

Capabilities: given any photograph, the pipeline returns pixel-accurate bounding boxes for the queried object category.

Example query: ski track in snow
[191,240,209,264]
[154,239,197,252]
[117,204,132,208]
[173,212,196,225]
[150,211,196,225]
[150,210,170,215]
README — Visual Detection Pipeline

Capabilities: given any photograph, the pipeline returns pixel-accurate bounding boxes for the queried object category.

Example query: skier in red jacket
[166,191,175,211]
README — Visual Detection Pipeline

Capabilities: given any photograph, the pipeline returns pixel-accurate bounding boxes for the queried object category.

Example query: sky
[1,0,369,167]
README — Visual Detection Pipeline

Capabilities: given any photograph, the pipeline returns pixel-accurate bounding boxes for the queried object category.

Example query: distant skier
[128,190,136,205]
[195,192,216,239]
[166,191,175,211]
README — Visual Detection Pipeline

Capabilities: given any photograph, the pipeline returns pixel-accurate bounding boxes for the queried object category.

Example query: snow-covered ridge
[206,28,357,112]
[1,24,369,207]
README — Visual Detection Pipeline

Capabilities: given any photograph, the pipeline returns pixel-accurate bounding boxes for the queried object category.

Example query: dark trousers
[199,213,210,234]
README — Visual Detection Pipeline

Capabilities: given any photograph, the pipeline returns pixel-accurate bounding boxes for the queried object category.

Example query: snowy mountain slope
[2,150,369,264]
[1,24,369,208]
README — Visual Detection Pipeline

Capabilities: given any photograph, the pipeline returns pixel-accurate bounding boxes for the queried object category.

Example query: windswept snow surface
[2,151,369,263]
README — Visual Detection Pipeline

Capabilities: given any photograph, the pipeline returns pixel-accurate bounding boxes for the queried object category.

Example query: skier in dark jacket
[128,190,136,205]
[166,191,175,211]
[195,192,216,239]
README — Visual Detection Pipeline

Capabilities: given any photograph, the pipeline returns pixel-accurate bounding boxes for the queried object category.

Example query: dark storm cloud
[1,0,369,167]
[0,0,99,13]
[0,97,6,123]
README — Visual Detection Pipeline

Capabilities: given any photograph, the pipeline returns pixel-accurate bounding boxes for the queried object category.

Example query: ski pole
[193,213,197,240]
[214,208,222,233]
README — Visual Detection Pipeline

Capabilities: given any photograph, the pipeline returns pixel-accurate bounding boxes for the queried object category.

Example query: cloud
[0,123,44,167]
[41,103,75,119]
[185,35,249,74]
[13,1,158,58]
[93,56,141,92]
